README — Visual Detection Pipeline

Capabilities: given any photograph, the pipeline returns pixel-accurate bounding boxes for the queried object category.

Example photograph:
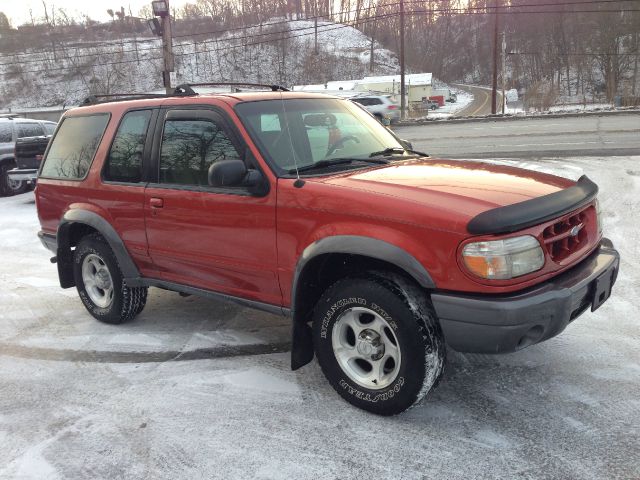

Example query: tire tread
[75,233,147,324]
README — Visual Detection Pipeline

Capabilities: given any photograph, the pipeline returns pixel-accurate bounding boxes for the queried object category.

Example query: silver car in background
[350,94,400,123]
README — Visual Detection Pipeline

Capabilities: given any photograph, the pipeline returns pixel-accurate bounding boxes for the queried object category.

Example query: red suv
[36,84,619,415]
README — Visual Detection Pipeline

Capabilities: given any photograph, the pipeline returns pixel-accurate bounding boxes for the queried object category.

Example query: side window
[159,118,241,187]
[369,98,383,106]
[42,123,56,135]
[40,114,109,180]
[0,123,11,142]
[17,123,44,138]
[103,110,152,183]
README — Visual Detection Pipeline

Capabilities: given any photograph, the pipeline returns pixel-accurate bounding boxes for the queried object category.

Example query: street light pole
[151,0,174,94]
[161,5,174,94]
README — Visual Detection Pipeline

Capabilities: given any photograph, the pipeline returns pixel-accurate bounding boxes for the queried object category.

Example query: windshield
[235,98,406,175]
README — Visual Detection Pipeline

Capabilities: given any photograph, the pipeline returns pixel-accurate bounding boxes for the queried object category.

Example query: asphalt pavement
[395,112,640,159]
[452,84,499,116]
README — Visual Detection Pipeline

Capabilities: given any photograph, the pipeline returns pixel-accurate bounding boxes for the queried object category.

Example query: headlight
[462,235,544,280]
[595,199,603,233]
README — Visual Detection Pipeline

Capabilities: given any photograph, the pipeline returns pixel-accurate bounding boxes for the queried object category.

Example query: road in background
[452,84,502,116]
[395,113,640,159]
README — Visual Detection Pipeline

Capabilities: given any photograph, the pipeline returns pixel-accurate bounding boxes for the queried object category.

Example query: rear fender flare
[57,209,140,287]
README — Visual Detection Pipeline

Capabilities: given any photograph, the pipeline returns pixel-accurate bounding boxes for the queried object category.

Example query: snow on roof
[326,81,359,91]
[361,73,432,86]
[292,84,329,91]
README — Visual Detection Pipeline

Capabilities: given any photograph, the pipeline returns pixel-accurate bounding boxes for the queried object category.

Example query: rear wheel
[0,162,28,197]
[312,273,445,415]
[73,233,147,324]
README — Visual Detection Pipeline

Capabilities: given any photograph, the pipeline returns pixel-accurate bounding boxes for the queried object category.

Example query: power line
[172,4,400,39]
[2,0,637,63]
[2,12,398,69]
[0,16,381,66]
[3,4,639,73]
[3,14,395,74]
[0,3,392,61]
[509,51,640,56]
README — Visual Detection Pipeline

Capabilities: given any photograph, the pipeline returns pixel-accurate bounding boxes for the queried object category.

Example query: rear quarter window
[17,122,44,138]
[0,123,12,142]
[40,114,109,180]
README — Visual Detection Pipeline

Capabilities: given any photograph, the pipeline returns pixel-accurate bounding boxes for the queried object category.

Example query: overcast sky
[1,0,194,26]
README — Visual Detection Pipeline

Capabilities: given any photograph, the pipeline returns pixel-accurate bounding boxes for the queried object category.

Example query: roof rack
[0,113,21,119]
[175,82,289,94]
[81,90,194,106]
[80,82,289,106]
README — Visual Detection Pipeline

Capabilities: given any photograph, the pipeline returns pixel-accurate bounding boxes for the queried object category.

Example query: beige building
[356,74,433,102]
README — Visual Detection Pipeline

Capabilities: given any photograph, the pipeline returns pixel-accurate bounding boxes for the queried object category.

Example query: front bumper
[8,168,37,183]
[431,239,619,353]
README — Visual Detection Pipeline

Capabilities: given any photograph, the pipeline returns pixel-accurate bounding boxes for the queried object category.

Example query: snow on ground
[548,103,615,113]
[504,102,525,115]
[0,155,639,479]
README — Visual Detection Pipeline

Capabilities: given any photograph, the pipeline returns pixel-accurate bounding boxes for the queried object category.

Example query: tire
[0,162,28,197]
[312,272,445,415]
[73,233,148,324]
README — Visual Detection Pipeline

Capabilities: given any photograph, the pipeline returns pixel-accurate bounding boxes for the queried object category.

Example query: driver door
[144,107,281,306]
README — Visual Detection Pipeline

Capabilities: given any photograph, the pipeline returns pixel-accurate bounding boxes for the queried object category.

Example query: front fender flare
[290,235,435,370]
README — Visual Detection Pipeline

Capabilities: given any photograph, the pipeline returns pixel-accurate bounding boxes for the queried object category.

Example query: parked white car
[350,95,400,123]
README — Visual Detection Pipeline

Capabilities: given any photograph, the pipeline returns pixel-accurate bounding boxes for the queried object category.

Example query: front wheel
[312,273,445,415]
[73,233,147,324]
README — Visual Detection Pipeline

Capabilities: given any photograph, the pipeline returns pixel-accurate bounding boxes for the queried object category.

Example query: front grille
[542,209,590,262]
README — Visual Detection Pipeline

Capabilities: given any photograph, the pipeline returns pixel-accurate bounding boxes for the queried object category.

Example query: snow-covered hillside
[0,19,399,109]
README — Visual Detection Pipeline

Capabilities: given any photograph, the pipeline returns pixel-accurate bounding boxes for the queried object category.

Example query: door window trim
[100,107,159,187]
[148,105,266,196]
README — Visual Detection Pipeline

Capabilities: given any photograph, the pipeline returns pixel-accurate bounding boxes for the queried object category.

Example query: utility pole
[314,17,318,54]
[370,34,374,72]
[501,31,506,114]
[491,0,499,114]
[400,0,406,120]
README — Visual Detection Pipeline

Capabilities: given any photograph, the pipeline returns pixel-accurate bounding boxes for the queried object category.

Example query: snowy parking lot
[1,156,638,479]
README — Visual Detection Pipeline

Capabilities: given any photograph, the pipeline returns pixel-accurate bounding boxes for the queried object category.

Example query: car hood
[312,159,575,227]
[318,158,572,205]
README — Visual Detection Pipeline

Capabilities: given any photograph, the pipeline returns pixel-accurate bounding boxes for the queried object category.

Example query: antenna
[279,91,305,188]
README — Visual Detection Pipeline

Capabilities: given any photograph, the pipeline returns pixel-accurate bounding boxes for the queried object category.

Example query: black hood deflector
[467,175,598,235]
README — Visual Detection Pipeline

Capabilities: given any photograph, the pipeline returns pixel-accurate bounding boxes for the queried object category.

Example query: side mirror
[208,159,268,195]
[208,160,247,187]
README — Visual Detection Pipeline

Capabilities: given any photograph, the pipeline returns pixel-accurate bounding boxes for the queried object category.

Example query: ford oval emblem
[570,224,583,237]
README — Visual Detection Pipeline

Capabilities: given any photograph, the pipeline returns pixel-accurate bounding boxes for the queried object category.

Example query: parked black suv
[0,115,57,196]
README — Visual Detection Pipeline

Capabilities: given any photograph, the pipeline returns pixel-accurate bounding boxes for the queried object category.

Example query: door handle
[149,197,164,208]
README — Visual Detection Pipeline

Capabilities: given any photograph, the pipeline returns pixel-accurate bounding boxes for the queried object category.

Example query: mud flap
[291,320,314,370]
[57,253,76,288]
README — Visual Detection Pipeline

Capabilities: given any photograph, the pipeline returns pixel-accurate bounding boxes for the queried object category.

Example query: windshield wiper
[369,147,429,158]
[288,157,389,174]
